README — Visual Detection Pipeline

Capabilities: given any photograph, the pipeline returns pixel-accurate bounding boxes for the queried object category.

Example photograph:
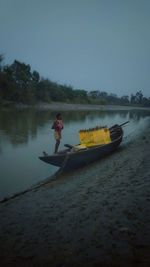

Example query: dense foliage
[0,56,150,107]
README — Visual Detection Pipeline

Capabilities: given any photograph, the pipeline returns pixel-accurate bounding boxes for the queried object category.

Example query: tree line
[0,55,150,107]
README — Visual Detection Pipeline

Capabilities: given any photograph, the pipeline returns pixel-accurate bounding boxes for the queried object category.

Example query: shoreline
[37,102,150,111]
[1,101,150,111]
[25,102,150,111]
[0,120,150,266]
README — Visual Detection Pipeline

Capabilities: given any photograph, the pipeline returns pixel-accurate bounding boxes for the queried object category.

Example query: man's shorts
[54,131,61,141]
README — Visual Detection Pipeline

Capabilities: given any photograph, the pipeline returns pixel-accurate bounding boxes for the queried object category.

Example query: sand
[36,102,150,111]
[0,121,150,267]
[15,101,150,111]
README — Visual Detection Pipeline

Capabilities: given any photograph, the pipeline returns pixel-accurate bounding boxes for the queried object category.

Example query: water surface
[0,107,150,199]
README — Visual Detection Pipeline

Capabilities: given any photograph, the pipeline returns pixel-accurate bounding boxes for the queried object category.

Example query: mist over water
[0,108,150,199]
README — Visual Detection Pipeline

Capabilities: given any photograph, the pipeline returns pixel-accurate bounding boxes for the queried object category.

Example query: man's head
[56,113,62,120]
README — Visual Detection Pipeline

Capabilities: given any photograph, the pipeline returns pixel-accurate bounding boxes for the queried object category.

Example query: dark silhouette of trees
[0,54,4,71]
[0,55,150,107]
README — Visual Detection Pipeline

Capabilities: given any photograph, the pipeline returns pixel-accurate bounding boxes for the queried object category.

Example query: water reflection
[0,108,150,148]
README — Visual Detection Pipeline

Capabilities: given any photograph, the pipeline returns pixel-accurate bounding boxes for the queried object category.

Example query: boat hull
[39,129,123,171]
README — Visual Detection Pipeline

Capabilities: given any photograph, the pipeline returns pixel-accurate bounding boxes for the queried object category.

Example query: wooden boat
[39,122,128,172]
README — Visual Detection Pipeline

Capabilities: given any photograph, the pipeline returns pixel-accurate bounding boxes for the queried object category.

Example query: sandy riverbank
[15,101,150,112]
[0,121,150,267]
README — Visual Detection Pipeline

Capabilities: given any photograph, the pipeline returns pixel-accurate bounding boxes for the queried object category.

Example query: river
[0,107,150,199]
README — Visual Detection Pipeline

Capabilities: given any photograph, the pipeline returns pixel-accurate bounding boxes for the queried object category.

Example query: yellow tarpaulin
[78,128,111,148]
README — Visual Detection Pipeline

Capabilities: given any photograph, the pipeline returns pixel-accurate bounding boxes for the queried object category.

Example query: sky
[0,0,150,97]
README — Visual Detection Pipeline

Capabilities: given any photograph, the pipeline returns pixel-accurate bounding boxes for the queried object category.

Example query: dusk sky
[0,0,150,97]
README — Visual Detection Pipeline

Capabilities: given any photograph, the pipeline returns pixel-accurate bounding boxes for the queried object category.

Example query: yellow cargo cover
[78,128,111,148]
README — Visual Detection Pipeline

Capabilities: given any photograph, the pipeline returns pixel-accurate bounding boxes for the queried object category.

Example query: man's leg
[55,139,60,153]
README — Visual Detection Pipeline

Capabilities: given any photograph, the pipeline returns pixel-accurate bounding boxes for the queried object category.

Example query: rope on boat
[55,152,70,175]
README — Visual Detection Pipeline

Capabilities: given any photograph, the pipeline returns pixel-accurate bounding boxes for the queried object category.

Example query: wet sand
[0,122,150,267]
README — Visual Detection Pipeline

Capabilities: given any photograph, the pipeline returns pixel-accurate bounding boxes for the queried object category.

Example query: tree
[130,91,143,105]
[142,97,150,107]
[32,70,40,82]
[107,93,119,104]
[120,95,129,105]
[9,60,32,89]
[0,54,4,71]
[135,90,143,104]
[0,57,149,106]
[88,90,100,98]
[99,91,108,98]
[130,94,136,104]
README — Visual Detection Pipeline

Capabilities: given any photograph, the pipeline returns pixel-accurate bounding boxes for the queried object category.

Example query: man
[52,113,64,153]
